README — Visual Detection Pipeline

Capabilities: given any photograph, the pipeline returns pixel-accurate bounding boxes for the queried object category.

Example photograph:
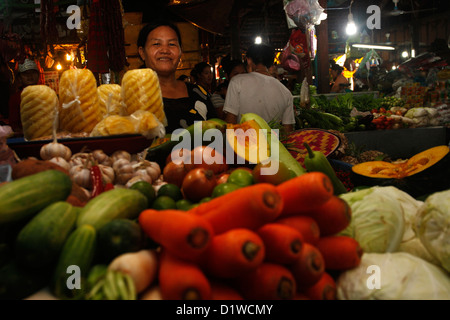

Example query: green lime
[212,182,240,198]
[157,183,183,201]
[176,199,193,211]
[152,195,177,210]
[129,181,156,207]
[199,197,212,204]
[227,168,254,188]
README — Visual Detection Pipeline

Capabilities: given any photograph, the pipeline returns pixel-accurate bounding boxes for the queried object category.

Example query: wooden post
[316,0,330,94]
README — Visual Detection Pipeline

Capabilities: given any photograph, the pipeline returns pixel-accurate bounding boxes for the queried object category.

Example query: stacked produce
[1,110,449,301]
[19,68,166,141]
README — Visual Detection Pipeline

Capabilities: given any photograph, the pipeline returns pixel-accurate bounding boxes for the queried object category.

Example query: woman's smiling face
[139,26,182,77]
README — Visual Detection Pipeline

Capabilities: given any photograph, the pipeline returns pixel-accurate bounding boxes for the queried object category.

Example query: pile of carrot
[137,171,362,300]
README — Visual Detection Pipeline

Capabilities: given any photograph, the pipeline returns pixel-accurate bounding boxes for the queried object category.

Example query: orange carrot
[289,242,325,288]
[209,280,244,300]
[138,209,214,262]
[234,262,296,300]
[199,228,265,279]
[256,223,304,264]
[276,171,334,217]
[303,195,352,236]
[158,249,211,300]
[190,183,283,234]
[302,272,337,300]
[316,235,363,270]
[275,215,321,246]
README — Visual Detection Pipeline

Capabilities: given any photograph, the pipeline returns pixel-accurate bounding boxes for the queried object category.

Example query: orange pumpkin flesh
[352,146,449,179]
[351,145,450,198]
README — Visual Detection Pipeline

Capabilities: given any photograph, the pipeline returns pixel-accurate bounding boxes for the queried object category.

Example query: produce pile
[1,113,450,300]
[293,84,445,132]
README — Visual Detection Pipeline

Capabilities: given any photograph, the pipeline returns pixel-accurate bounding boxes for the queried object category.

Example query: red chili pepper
[90,165,104,198]
[104,182,114,191]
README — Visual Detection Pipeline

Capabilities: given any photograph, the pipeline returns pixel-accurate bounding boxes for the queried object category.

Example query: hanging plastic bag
[280,42,301,72]
[283,0,327,29]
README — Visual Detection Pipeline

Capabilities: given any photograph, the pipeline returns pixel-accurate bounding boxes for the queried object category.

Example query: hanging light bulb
[346,13,357,35]
[56,63,62,70]
[255,36,262,44]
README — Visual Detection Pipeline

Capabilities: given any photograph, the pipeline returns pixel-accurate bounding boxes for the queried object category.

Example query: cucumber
[15,201,78,269]
[51,224,97,300]
[239,113,306,177]
[0,260,52,300]
[77,188,148,230]
[97,219,146,263]
[0,170,72,225]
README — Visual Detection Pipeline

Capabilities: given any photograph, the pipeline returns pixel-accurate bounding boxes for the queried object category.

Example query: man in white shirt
[223,43,295,134]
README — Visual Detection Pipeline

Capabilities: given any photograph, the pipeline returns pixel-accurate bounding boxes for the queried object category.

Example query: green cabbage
[336,252,450,300]
[339,187,406,253]
[415,189,450,272]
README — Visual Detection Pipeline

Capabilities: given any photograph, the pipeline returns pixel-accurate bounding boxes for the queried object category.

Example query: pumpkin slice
[351,145,450,198]
[226,120,270,164]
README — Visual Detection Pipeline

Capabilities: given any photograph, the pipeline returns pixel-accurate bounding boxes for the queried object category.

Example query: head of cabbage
[339,186,424,253]
[415,189,450,273]
[337,252,450,300]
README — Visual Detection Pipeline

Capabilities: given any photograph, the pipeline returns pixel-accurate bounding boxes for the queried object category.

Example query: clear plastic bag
[283,0,327,29]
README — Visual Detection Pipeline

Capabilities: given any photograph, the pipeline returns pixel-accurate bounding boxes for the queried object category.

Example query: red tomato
[216,172,230,185]
[162,161,188,188]
[182,168,217,203]
[184,145,228,174]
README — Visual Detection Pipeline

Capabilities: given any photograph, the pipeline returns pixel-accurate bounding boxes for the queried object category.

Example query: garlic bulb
[70,152,92,168]
[92,149,112,166]
[131,160,161,185]
[113,158,134,185]
[40,142,72,161]
[70,165,92,189]
[48,157,71,171]
[98,164,115,185]
[111,150,131,163]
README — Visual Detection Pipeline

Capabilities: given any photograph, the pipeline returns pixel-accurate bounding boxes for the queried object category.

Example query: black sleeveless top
[163,82,218,134]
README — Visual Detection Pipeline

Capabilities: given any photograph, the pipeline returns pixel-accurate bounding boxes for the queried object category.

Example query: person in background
[7,58,41,134]
[210,81,229,119]
[210,56,247,119]
[137,20,217,134]
[190,61,214,95]
[221,55,247,81]
[330,61,349,93]
[223,43,295,134]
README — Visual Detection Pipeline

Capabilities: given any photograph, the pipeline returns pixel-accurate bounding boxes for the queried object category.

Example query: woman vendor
[137,20,217,134]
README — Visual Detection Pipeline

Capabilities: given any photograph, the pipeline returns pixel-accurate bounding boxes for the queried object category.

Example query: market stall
[1,0,450,303]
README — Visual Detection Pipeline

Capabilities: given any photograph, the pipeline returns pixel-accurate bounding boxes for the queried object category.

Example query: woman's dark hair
[191,62,212,82]
[245,44,274,68]
[220,55,245,77]
[137,19,182,49]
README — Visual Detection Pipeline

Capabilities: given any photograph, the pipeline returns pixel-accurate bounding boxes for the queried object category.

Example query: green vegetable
[303,142,348,195]
[77,188,148,230]
[415,189,450,273]
[97,219,146,264]
[240,113,306,177]
[15,201,78,269]
[51,224,97,300]
[339,186,406,253]
[336,252,450,300]
[0,170,72,225]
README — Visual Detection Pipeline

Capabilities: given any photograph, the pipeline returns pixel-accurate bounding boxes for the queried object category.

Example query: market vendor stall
[1,0,450,304]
